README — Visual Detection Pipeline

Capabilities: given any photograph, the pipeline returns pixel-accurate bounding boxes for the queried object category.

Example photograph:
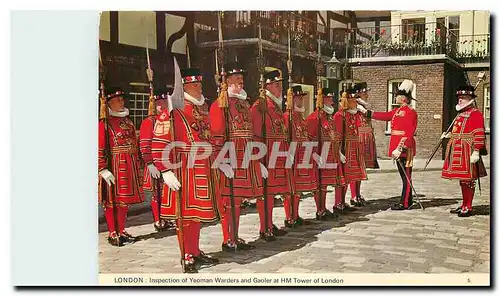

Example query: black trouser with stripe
[396,157,413,208]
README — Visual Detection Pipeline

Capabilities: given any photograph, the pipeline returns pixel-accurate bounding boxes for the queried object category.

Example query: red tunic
[210,96,264,199]
[306,109,345,188]
[152,102,217,223]
[358,114,379,168]
[98,115,144,205]
[139,115,156,192]
[442,106,487,181]
[333,110,368,183]
[371,105,418,166]
[284,110,318,193]
[251,97,293,195]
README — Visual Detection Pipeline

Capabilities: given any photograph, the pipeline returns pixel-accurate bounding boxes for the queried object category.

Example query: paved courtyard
[99,169,490,274]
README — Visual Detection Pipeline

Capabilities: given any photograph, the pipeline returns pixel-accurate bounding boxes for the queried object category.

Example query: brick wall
[352,63,445,159]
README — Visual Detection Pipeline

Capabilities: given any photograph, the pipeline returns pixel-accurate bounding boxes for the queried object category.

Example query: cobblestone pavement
[99,170,490,274]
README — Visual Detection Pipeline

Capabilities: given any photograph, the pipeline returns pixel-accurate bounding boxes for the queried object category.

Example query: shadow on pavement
[201,195,461,266]
[472,204,490,216]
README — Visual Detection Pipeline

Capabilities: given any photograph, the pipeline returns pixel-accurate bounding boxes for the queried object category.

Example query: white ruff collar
[228,89,248,100]
[456,99,475,111]
[108,108,129,118]
[322,105,334,115]
[346,109,357,114]
[266,90,283,106]
[184,92,205,106]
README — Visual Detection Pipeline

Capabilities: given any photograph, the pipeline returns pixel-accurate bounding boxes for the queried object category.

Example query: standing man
[351,82,379,206]
[306,88,345,220]
[210,62,263,251]
[283,85,317,227]
[251,68,290,241]
[99,87,144,246]
[358,80,418,210]
[152,68,219,273]
[441,84,487,217]
[332,87,367,213]
[139,87,174,232]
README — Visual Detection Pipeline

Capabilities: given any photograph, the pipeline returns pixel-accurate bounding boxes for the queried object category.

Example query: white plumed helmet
[396,79,416,101]
[398,79,414,93]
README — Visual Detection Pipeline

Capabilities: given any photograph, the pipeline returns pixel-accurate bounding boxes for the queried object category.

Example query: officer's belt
[391,130,406,136]
[111,145,138,155]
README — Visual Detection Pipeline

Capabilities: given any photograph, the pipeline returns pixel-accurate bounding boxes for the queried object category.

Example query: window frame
[128,91,150,130]
[386,79,417,135]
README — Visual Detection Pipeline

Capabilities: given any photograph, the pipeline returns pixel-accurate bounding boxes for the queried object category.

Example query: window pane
[449,16,460,30]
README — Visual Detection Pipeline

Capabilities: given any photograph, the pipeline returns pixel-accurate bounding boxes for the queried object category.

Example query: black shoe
[458,208,473,217]
[183,261,198,273]
[332,206,343,216]
[119,231,136,244]
[357,196,367,205]
[284,219,297,228]
[350,199,360,207]
[390,203,408,211]
[324,209,340,220]
[107,235,123,247]
[236,239,256,250]
[222,242,236,252]
[450,207,462,214]
[242,199,253,209]
[315,211,328,221]
[272,224,288,236]
[195,251,219,266]
[342,203,356,212]
[154,220,169,232]
[259,231,276,242]
[295,217,311,226]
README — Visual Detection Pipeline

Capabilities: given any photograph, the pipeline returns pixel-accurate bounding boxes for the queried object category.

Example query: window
[386,79,417,134]
[448,16,460,37]
[128,92,150,129]
[402,18,425,43]
[484,85,490,133]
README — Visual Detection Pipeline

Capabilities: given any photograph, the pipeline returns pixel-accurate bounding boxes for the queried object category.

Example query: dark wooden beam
[329,11,350,24]
[110,11,118,44]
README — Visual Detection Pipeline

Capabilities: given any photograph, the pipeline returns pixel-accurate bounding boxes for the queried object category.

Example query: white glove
[260,163,269,179]
[339,152,346,164]
[470,150,480,164]
[356,98,370,108]
[440,132,451,140]
[219,163,235,179]
[356,104,367,114]
[99,169,115,186]
[162,171,181,191]
[391,149,402,159]
[317,155,325,168]
[147,163,161,179]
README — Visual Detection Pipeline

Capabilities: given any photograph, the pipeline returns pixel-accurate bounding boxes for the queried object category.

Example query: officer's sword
[395,158,424,210]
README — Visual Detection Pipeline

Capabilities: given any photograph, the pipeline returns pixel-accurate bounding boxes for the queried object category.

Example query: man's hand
[260,163,269,179]
[219,163,235,179]
[147,163,161,179]
[162,171,181,191]
[391,148,402,160]
[470,150,480,164]
[356,104,368,114]
[99,169,115,187]
[339,152,346,164]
